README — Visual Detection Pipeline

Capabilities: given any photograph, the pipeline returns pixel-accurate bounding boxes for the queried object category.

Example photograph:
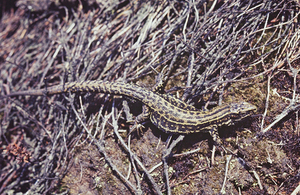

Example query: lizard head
[230,102,257,121]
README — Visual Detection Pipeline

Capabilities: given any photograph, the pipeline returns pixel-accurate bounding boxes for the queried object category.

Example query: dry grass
[1,0,300,194]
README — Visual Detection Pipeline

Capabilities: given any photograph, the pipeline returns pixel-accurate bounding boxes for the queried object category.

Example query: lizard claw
[128,120,145,135]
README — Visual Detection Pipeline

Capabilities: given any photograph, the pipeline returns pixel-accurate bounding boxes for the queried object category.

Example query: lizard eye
[230,103,241,113]
[230,102,256,114]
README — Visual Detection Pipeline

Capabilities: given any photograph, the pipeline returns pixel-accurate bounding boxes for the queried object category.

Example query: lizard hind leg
[127,105,151,135]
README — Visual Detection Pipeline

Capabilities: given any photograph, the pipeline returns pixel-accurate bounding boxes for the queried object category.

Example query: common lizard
[1,80,257,144]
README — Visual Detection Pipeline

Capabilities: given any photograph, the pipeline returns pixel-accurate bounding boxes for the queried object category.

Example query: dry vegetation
[1,0,300,194]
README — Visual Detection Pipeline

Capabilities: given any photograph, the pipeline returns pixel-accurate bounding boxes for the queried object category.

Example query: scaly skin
[1,80,257,141]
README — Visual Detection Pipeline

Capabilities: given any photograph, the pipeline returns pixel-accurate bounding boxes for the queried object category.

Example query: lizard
[1,80,257,145]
